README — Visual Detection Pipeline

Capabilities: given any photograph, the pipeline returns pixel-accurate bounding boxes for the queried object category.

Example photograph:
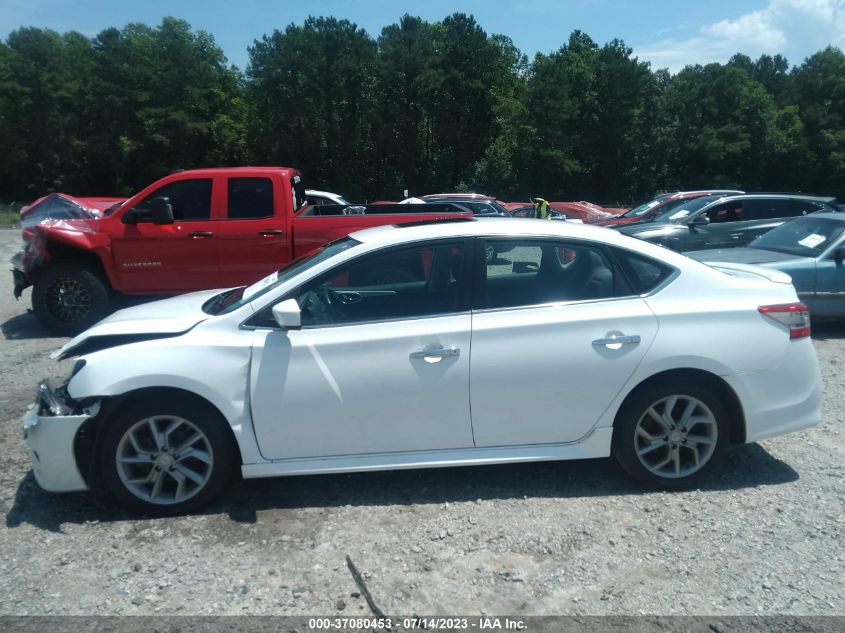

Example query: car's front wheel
[98,396,234,514]
[32,263,110,335]
[612,380,730,489]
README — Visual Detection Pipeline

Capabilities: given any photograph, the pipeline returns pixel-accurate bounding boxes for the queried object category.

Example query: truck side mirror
[272,299,302,329]
[122,197,174,225]
[149,197,174,225]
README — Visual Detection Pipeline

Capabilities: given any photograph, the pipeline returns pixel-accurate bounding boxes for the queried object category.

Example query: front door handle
[592,333,640,348]
[258,229,285,236]
[189,231,214,238]
[410,346,460,361]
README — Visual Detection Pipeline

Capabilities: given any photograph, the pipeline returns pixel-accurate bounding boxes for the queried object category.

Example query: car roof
[713,193,836,203]
[349,217,661,251]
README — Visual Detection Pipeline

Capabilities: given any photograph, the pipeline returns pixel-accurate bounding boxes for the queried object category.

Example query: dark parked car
[616,194,841,252]
[687,213,845,318]
[596,190,744,227]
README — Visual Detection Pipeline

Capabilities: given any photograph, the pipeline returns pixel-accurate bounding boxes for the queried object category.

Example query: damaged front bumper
[23,381,98,492]
[11,251,31,299]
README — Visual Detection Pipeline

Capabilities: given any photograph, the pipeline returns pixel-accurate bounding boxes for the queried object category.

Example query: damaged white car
[24,218,822,514]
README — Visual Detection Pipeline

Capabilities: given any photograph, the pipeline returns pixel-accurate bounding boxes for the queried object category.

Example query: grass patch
[0,203,21,228]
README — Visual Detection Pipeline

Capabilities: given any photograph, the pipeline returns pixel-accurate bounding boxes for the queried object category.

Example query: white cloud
[636,0,845,73]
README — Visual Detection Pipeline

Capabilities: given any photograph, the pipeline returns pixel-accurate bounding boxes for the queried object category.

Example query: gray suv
[616,194,842,252]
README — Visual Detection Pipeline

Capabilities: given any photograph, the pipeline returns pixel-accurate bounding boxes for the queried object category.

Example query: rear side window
[228,178,274,219]
[482,239,632,309]
[610,247,675,294]
[743,199,795,220]
[135,178,212,221]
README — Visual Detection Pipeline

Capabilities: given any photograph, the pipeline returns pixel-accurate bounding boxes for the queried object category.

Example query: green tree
[792,46,845,196]
[247,16,377,200]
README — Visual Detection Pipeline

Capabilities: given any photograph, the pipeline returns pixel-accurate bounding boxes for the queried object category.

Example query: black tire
[32,263,110,335]
[98,395,235,515]
[612,379,730,489]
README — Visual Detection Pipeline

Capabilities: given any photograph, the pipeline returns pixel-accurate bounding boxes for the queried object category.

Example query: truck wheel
[32,264,110,336]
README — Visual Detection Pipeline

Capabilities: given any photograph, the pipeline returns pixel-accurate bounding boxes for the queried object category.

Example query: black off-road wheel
[32,263,110,335]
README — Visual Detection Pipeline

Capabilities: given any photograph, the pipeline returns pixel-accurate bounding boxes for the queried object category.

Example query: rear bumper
[22,382,95,492]
[724,338,822,443]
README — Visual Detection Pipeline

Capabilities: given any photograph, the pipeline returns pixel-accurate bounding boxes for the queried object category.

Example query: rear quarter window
[611,247,675,294]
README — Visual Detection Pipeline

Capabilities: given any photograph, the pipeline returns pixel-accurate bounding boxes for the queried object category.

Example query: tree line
[1,14,844,205]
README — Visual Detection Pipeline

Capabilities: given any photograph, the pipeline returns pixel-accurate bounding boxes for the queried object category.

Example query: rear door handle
[258,229,285,236]
[592,333,640,348]
[189,231,214,238]
[410,346,460,361]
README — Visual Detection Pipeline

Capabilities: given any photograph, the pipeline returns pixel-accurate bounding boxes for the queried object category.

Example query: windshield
[620,194,672,218]
[651,194,725,223]
[750,217,845,257]
[204,236,360,315]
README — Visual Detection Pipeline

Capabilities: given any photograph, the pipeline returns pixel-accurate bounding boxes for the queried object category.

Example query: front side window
[228,178,273,219]
[705,202,743,224]
[294,241,468,327]
[135,178,212,221]
[482,240,629,309]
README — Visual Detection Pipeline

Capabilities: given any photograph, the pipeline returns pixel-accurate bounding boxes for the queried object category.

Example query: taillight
[758,303,811,339]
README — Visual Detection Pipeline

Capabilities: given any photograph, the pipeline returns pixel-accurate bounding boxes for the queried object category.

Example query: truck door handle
[189,231,214,238]
[730,233,743,239]
[592,333,640,348]
[410,346,460,361]
[258,229,285,236]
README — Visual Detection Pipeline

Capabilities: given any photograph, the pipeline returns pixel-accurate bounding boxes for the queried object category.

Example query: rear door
[215,175,293,287]
[111,177,219,293]
[469,238,660,447]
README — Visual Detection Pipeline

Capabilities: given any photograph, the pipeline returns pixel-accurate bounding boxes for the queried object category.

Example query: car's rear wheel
[612,381,730,489]
[32,263,110,335]
[98,396,234,515]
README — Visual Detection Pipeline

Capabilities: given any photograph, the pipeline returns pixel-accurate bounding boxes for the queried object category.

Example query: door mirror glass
[689,214,710,227]
[272,299,302,329]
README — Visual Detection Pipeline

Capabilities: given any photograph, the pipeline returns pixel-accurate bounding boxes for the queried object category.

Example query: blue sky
[2,0,844,72]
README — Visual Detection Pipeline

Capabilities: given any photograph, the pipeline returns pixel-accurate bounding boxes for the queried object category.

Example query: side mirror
[149,197,174,225]
[835,246,845,262]
[272,298,301,330]
[121,197,174,225]
[689,215,710,227]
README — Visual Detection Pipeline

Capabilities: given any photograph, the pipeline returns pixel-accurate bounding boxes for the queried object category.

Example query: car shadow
[811,320,845,341]
[0,311,56,341]
[5,443,798,531]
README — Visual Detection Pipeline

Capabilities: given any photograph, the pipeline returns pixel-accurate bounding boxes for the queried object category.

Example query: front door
[470,238,659,447]
[112,177,219,293]
[249,239,475,460]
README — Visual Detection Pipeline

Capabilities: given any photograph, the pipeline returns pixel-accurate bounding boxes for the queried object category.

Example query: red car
[595,190,744,227]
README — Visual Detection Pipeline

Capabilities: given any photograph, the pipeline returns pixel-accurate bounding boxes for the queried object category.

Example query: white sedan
[24,218,821,514]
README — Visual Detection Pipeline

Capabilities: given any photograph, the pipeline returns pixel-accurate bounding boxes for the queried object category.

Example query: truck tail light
[758,303,811,339]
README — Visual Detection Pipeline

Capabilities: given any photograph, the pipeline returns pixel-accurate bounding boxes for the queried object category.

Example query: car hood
[686,247,807,265]
[52,289,223,360]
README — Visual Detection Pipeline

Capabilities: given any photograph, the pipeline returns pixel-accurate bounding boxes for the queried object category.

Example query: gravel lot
[0,227,842,616]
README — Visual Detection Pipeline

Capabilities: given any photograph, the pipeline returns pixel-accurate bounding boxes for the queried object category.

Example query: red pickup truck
[12,167,470,334]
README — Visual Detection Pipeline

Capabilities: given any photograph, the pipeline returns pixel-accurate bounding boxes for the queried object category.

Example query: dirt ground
[0,228,842,616]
